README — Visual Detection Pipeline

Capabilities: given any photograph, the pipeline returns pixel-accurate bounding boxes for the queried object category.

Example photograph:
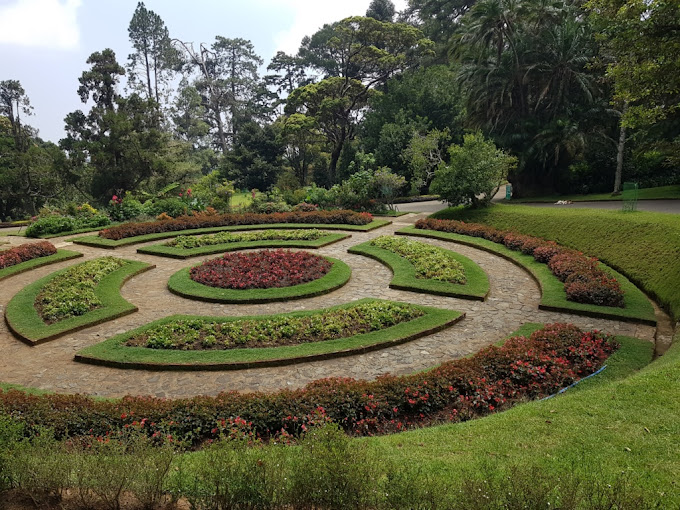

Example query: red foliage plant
[415,218,624,308]
[0,323,617,444]
[0,241,57,270]
[99,210,373,241]
[190,249,332,289]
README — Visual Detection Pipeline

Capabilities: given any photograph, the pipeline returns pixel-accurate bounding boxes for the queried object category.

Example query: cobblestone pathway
[0,214,661,398]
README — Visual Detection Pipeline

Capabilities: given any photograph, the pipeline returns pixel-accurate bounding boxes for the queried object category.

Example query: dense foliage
[126,301,423,350]
[190,250,332,290]
[0,323,617,442]
[0,241,56,270]
[370,235,466,284]
[99,210,372,240]
[169,228,325,249]
[416,218,625,307]
[35,257,127,323]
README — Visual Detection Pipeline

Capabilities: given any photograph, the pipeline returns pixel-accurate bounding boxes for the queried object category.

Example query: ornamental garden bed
[72,221,389,249]
[168,249,351,303]
[6,322,622,444]
[137,229,350,259]
[0,242,83,281]
[74,299,463,370]
[399,224,656,325]
[348,236,489,300]
[5,257,154,345]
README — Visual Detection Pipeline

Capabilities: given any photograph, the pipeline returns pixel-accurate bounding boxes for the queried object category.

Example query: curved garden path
[0,214,661,398]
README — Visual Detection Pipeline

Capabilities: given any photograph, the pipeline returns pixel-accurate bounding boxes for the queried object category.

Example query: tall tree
[366,0,397,22]
[0,79,33,151]
[127,2,179,104]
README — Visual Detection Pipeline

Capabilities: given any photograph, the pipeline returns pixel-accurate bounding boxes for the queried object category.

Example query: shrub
[99,210,373,240]
[25,214,110,238]
[169,228,325,249]
[144,198,188,218]
[0,241,57,269]
[415,218,625,308]
[0,324,617,444]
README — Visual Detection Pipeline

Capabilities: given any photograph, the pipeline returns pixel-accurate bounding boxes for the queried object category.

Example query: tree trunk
[613,103,628,194]
[329,142,343,185]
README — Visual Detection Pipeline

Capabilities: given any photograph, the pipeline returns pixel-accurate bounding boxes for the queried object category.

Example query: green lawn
[432,204,680,321]
[509,184,680,202]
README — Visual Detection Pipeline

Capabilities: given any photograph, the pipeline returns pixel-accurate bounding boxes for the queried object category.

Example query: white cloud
[0,0,82,50]
[265,0,408,55]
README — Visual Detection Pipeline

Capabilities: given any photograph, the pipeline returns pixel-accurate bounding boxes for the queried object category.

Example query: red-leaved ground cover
[0,241,57,270]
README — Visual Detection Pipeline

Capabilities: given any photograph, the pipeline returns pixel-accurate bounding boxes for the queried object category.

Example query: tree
[402,128,451,192]
[0,80,33,151]
[77,49,125,111]
[403,0,476,55]
[223,122,283,190]
[366,0,396,22]
[430,132,516,207]
[127,2,179,104]
[265,51,309,96]
[277,113,325,186]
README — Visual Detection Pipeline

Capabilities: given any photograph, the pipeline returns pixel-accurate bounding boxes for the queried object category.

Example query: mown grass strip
[74,298,463,370]
[71,220,391,249]
[0,250,83,281]
[167,255,351,304]
[348,241,489,300]
[4,259,154,345]
[398,225,656,324]
[137,232,350,259]
[431,204,679,321]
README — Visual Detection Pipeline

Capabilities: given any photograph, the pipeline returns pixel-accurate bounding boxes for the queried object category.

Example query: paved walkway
[0,214,665,398]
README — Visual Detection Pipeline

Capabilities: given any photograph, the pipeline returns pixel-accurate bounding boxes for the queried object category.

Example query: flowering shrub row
[0,241,57,270]
[0,323,617,443]
[99,210,373,241]
[190,249,332,290]
[125,301,424,350]
[35,257,127,323]
[169,228,326,250]
[416,218,624,307]
[370,235,466,284]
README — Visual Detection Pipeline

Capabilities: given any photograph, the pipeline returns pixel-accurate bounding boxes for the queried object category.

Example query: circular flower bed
[190,249,332,290]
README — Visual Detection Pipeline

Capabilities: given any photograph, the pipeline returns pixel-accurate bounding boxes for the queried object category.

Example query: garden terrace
[5,257,154,345]
[167,251,351,303]
[348,236,489,300]
[400,223,655,324]
[137,229,350,259]
[0,243,82,282]
[75,299,462,370]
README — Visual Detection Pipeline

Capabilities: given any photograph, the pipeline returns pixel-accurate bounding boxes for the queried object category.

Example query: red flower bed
[0,323,617,443]
[0,241,57,270]
[190,249,332,289]
[99,210,373,241]
[415,218,624,308]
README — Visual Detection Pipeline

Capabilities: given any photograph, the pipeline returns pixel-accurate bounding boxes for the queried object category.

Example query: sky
[0,0,408,143]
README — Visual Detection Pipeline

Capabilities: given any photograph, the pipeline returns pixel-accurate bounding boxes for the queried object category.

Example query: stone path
[0,214,661,398]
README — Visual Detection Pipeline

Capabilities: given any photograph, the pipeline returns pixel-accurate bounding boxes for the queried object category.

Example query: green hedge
[432,204,679,321]
[348,240,489,300]
[74,299,462,370]
[399,225,656,324]
[167,256,351,304]
[5,259,154,345]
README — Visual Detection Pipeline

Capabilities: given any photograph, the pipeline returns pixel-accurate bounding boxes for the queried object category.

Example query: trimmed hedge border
[4,259,155,345]
[37,223,123,239]
[398,226,656,325]
[348,241,489,301]
[167,255,351,304]
[137,232,350,259]
[0,250,83,282]
[71,220,390,249]
[74,299,464,370]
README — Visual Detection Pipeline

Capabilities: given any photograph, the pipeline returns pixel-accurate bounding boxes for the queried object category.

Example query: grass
[373,210,410,217]
[71,220,391,249]
[348,240,489,300]
[4,259,154,345]
[74,298,463,370]
[137,232,350,259]
[509,184,680,202]
[167,255,351,304]
[0,250,83,281]
[399,225,656,324]
[432,203,679,320]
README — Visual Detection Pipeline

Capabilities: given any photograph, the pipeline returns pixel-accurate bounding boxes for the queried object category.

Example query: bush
[0,241,57,269]
[416,218,626,308]
[25,214,110,238]
[144,198,188,218]
[99,210,373,241]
